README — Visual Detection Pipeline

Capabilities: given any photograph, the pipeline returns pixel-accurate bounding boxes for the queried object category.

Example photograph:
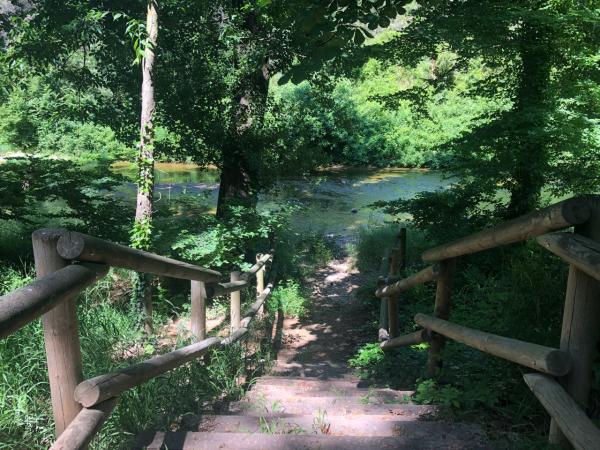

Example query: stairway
[134,375,488,449]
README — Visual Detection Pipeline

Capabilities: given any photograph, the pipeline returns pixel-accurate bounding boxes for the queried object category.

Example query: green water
[113,163,453,236]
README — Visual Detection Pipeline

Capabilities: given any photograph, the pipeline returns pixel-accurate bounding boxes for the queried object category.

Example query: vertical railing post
[426,258,457,378]
[387,245,401,338]
[256,255,266,318]
[142,274,153,334]
[230,271,241,332]
[549,199,600,447]
[399,227,407,270]
[377,276,389,341]
[32,229,83,437]
[191,280,207,340]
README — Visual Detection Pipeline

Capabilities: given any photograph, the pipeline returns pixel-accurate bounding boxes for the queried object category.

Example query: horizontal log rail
[0,263,108,339]
[56,230,221,282]
[240,283,273,328]
[75,337,221,407]
[414,314,572,376]
[375,265,439,298]
[206,279,249,297]
[524,374,600,450]
[537,233,600,282]
[422,197,592,262]
[205,254,272,298]
[49,398,118,450]
[380,329,428,350]
[240,253,272,281]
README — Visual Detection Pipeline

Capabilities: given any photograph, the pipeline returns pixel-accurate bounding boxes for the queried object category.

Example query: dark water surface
[112,163,452,236]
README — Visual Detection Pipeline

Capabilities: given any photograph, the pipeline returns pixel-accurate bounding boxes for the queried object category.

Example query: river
[112,163,452,236]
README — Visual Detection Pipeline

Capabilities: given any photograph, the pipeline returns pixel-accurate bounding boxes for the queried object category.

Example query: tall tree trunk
[215,5,270,219]
[506,21,551,218]
[133,0,158,332]
[216,63,270,218]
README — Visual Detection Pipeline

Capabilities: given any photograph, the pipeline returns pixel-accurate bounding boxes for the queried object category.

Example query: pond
[112,163,452,236]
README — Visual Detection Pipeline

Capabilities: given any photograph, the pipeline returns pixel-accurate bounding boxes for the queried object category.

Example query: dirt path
[273,243,370,379]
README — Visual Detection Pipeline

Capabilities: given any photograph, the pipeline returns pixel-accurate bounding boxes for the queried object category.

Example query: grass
[268,280,308,319]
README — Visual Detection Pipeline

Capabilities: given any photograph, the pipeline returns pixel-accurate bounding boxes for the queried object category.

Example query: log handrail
[0,227,275,448]
[414,314,572,376]
[524,374,600,450]
[421,197,591,262]
[56,230,222,282]
[0,263,108,339]
[537,233,600,282]
[375,195,600,450]
[374,265,439,298]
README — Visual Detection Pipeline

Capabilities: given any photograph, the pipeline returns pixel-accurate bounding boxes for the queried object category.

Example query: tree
[131,1,159,332]
[374,0,600,237]
[132,0,158,250]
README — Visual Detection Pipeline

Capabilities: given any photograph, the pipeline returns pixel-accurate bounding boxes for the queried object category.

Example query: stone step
[246,389,414,407]
[134,430,489,450]
[197,414,475,436]
[254,375,363,389]
[249,384,414,401]
[224,398,437,416]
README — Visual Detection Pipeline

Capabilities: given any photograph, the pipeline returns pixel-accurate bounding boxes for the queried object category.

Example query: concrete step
[134,430,489,449]
[197,414,475,436]
[224,398,437,416]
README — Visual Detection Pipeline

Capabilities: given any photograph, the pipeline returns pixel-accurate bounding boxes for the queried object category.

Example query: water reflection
[112,163,452,236]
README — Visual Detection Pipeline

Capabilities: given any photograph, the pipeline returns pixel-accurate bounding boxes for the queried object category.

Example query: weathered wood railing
[0,228,274,450]
[376,196,600,450]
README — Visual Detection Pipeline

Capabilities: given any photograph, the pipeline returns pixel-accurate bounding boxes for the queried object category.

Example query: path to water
[113,163,452,236]
[273,243,368,379]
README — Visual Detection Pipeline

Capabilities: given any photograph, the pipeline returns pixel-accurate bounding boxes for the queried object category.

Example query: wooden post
[32,229,83,437]
[387,247,401,338]
[230,271,241,332]
[426,257,457,378]
[399,227,407,270]
[549,198,600,447]
[190,280,207,340]
[256,255,265,318]
[377,277,389,341]
[142,274,153,334]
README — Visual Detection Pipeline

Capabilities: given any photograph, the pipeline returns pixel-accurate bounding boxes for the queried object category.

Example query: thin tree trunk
[133,1,158,332]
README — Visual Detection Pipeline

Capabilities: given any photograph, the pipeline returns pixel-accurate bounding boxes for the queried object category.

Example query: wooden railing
[375,196,600,450]
[0,228,274,450]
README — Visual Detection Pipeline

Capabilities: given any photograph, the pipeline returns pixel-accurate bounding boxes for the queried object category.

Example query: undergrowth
[0,266,275,449]
[347,224,599,449]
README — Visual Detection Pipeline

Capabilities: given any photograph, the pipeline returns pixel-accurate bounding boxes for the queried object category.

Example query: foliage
[413,379,461,411]
[348,343,384,378]
[269,49,508,169]
[268,280,308,319]
[171,205,292,270]
[0,156,132,262]
[354,223,401,273]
